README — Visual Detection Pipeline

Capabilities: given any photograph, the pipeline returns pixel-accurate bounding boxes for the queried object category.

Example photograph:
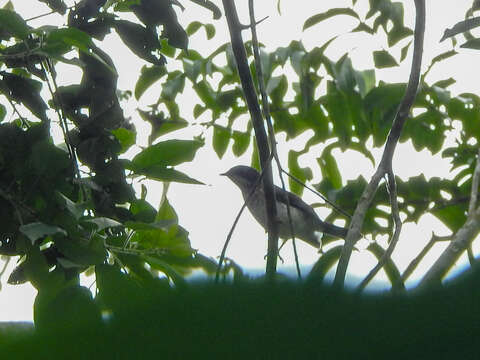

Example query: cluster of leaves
[0,0,229,309]
[0,0,479,309]
[132,1,480,281]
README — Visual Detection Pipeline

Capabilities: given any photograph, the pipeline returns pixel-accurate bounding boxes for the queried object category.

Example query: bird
[221,165,348,249]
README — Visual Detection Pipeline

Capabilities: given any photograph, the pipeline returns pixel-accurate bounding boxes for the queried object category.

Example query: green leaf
[20,222,66,243]
[45,28,93,54]
[135,65,167,100]
[303,8,359,31]
[161,72,186,101]
[441,17,480,42]
[212,125,231,159]
[460,38,480,50]
[0,9,30,40]
[232,130,251,157]
[373,50,398,68]
[0,103,6,122]
[82,217,122,232]
[130,199,157,223]
[318,152,342,189]
[56,192,86,220]
[183,59,202,82]
[288,150,313,196]
[135,166,204,185]
[132,139,203,168]
[307,245,342,283]
[400,41,411,62]
[186,21,202,36]
[111,127,136,153]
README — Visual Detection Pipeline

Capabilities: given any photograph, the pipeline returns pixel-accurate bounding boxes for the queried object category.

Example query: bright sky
[1,0,479,321]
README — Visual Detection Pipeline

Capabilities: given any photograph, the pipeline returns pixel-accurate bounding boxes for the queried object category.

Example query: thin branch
[222,0,279,279]
[333,0,425,290]
[248,0,301,279]
[401,233,451,282]
[418,148,480,288]
[468,148,480,215]
[25,5,76,22]
[356,171,404,292]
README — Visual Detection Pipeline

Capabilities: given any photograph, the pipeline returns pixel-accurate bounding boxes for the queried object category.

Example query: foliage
[0,0,479,326]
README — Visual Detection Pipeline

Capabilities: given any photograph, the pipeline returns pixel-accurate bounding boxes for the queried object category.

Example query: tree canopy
[0,0,479,328]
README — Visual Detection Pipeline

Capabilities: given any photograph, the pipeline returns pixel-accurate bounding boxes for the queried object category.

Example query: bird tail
[321,222,348,239]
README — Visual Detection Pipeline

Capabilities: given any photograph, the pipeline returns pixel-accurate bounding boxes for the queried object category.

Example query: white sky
[1,0,479,321]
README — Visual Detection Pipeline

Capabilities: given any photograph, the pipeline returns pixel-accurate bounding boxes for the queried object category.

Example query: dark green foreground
[1,266,479,359]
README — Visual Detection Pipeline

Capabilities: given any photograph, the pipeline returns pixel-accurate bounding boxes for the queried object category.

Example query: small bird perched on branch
[222,165,348,249]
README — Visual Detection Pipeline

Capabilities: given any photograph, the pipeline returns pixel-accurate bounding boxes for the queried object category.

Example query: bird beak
[220,171,228,177]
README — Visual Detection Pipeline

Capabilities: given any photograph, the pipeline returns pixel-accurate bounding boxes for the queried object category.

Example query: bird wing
[273,185,319,220]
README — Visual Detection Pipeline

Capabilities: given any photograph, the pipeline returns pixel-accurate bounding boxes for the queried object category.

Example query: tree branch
[222,0,279,279]
[333,0,425,290]
[356,170,404,292]
[248,0,301,279]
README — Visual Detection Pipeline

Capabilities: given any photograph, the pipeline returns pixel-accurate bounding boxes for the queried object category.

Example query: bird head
[221,165,260,190]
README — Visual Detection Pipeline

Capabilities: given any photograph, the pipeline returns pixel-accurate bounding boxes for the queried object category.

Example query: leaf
[143,256,186,285]
[307,246,343,283]
[232,131,251,157]
[111,127,136,153]
[38,0,67,14]
[303,8,359,31]
[189,0,222,20]
[373,50,398,68]
[0,71,48,121]
[56,192,86,220]
[0,103,6,122]
[318,152,342,189]
[288,150,313,196]
[45,27,93,54]
[441,17,480,42]
[460,38,480,50]
[400,41,411,62]
[135,166,204,185]
[20,222,67,243]
[212,125,231,159]
[161,72,186,101]
[132,139,203,169]
[82,217,122,232]
[130,199,157,223]
[0,9,30,40]
[135,65,167,100]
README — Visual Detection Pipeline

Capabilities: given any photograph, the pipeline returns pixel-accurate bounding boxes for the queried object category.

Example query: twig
[418,148,480,288]
[356,171,404,292]
[333,0,425,290]
[25,5,76,22]
[222,0,279,279]
[401,233,451,282]
[248,0,301,279]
